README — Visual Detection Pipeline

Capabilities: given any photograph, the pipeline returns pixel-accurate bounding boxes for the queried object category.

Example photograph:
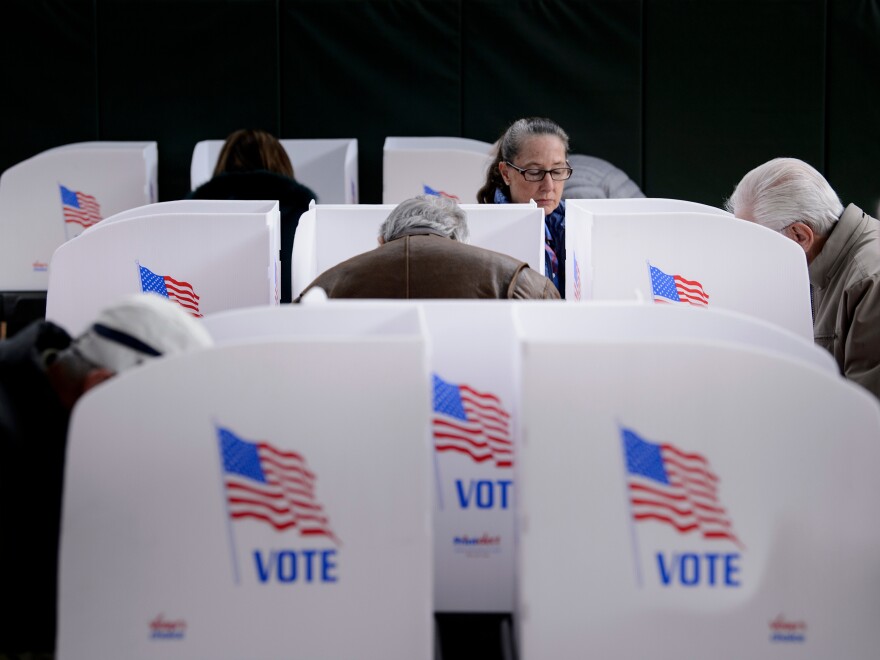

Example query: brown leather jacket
[296,231,560,300]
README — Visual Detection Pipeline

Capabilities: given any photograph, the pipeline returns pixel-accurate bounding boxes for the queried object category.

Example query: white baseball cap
[75,293,213,372]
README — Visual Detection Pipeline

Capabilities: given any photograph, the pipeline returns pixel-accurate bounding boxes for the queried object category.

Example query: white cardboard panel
[46,209,279,336]
[565,207,813,339]
[191,138,358,204]
[95,199,280,227]
[566,197,732,216]
[382,137,493,204]
[292,203,544,300]
[512,301,837,374]
[59,338,432,659]
[515,334,880,659]
[0,142,157,290]
[203,301,527,612]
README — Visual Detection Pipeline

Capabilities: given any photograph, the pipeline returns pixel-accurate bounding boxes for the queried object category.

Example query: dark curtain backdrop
[2,0,878,214]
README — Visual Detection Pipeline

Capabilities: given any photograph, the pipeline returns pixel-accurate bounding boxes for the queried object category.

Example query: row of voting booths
[0,135,481,335]
[0,138,357,335]
[4,141,878,656]
[58,299,880,658]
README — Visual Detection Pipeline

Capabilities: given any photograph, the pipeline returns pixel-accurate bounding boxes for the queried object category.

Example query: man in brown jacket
[726,157,880,401]
[295,194,560,301]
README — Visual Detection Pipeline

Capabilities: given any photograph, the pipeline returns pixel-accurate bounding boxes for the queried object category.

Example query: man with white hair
[296,194,560,300]
[0,293,213,656]
[726,157,880,400]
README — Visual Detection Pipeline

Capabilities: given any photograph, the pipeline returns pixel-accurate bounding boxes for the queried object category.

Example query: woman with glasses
[477,117,573,296]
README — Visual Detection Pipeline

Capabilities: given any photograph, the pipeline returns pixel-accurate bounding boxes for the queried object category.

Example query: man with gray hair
[726,157,880,400]
[296,194,559,300]
[0,293,213,656]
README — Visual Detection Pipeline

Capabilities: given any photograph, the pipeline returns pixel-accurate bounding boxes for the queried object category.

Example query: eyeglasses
[505,161,573,182]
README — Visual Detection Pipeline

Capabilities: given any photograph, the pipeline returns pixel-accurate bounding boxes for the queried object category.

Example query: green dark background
[2,0,878,214]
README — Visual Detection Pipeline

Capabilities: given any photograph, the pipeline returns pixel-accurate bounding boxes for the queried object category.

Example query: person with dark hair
[0,294,213,657]
[726,157,880,400]
[189,129,317,303]
[477,117,572,297]
[295,195,559,301]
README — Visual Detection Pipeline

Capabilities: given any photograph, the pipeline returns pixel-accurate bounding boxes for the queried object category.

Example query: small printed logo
[453,533,502,557]
[769,615,807,643]
[32,261,48,272]
[149,614,186,640]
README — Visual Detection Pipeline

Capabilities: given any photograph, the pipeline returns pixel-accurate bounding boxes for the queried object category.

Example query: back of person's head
[74,293,213,374]
[477,117,570,203]
[213,128,294,179]
[380,194,470,244]
[725,157,843,236]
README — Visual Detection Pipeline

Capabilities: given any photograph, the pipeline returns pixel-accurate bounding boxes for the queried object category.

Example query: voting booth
[292,202,545,299]
[565,202,814,339]
[46,200,280,336]
[58,327,432,659]
[564,197,733,216]
[0,142,157,293]
[204,301,526,613]
[382,137,494,204]
[190,138,359,204]
[513,304,880,659]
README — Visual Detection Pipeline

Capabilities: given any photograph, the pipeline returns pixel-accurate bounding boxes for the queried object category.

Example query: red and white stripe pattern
[432,375,513,468]
[220,427,338,542]
[162,275,201,317]
[624,428,741,547]
[139,264,202,317]
[649,263,709,307]
[60,184,102,228]
[573,251,582,301]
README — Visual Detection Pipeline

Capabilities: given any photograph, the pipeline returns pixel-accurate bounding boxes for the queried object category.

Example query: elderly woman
[477,117,572,296]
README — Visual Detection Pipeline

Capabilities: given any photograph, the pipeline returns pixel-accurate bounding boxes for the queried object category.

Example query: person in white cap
[0,293,212,657]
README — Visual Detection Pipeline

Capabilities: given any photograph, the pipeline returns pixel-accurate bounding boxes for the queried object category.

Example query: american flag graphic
[622,427,742,548]
[573,251,582,301]
[139,264,202,317]
[432,374,512,468]
[423,184,461,201]
[649,263,709,306]
[59,184,102,228]
[218,426,338,543]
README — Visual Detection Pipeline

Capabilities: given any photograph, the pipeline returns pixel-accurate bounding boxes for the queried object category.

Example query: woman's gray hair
[380,194,470,243]
[725,157,843,236]
[498,117,570,162]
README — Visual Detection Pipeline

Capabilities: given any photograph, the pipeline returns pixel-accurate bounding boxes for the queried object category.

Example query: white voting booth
[46,200,279,336]
[203,301,525,614]
[190,138,359,203]
[201,300,839,622]
[513,304,880,659]
[58,326,432,659]
[292,202,545,299]
[565,197,733,216]
[0,141,157,291]
[383,137,494,204]
[565,201,814,339]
